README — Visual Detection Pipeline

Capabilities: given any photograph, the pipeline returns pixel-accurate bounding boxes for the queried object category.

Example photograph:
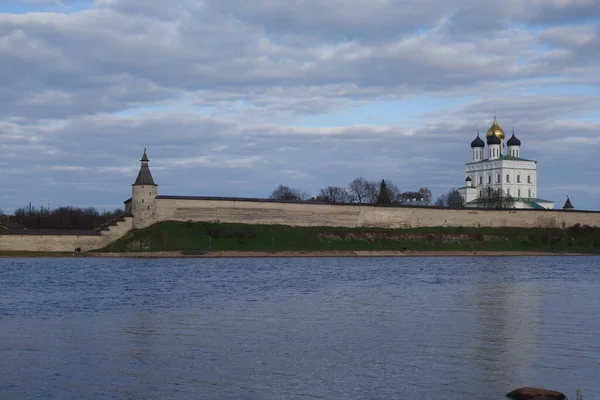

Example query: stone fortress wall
[0,215,133,252]
[140,196,600,230]
[3,195,600,253]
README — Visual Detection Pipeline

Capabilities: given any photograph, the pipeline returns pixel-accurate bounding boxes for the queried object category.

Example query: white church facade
[458,117,554,209]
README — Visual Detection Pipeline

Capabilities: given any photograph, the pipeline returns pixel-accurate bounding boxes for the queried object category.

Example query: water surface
[1,256,599,399]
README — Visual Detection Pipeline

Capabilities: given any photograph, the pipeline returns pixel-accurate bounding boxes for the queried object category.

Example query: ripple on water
[1,256,600,399]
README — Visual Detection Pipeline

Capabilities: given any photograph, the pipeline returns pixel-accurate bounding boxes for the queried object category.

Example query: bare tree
[365,181,380,204]
[479,187,515,209]
[447,189,465,208]
[348,177,377,203]
[386,181,401,203]
[435,188,464,208]
[269,185,309,201]
[318,186,353,203]
[419,187,432,203]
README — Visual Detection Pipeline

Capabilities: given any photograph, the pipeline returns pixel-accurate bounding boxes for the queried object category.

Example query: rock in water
[506,387,567,400]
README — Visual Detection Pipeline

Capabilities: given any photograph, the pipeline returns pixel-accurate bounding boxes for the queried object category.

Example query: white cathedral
[458,117,555,209]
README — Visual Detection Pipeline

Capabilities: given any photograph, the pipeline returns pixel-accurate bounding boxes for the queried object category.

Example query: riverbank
[2,250,595,258]
[96,221,600,254]
[91,250,593,258]
[3,220,600,257]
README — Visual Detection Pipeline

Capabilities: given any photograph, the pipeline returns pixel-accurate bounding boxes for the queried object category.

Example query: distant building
[458,117,554,209]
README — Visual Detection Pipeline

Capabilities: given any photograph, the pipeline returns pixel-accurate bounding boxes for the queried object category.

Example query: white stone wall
[0,216,133,252]
[3,199,600,252]
[0,234,104,252]
[153,198,600,229]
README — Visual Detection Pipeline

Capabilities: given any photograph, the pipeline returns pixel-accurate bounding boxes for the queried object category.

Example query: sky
[0,0,599,213]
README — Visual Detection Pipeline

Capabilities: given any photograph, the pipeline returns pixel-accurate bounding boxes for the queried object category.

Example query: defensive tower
[130,149,158,228]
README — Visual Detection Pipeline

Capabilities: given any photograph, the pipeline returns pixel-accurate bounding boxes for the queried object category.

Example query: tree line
[2,204,124,230]
[270,178,515,209]
[269,178,432,205]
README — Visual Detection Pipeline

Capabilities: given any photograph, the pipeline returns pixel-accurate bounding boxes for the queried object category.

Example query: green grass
[97,221,600,254]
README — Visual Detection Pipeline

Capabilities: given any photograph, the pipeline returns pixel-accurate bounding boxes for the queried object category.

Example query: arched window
[479,176,483,185]
[518,189,521,197]
[527,175,531,184]
[506,174,510,183]
[497,173,501,183]
[517,175,521,183]
[507,188,511,196]
[488,175,491,184]
[528,189,531,198]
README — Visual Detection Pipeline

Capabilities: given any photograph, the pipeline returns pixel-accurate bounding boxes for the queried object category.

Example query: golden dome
[486,116,505,140]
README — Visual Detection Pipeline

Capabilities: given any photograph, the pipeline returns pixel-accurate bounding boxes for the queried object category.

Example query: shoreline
[2,250,596,258]
[89,250,597,258]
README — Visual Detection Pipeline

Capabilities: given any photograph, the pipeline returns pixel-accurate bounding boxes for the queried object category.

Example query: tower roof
[471,131,485,148]
[506,129,521,146]
[133,149,157,186]
[465,176,472,181]
[486,116,505,140]
[487,131,501,145]
[563,197,574,209]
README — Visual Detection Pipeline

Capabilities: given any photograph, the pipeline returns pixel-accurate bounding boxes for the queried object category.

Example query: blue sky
[0,0,599,213]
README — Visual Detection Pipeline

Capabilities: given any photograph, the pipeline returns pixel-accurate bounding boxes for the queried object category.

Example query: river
[1,256,599,399]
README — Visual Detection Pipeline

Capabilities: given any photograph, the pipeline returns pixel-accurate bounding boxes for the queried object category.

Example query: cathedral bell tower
[130,149,158,228]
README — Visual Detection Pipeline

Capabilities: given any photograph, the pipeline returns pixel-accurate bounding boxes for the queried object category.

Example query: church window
[506,174,510,183]
[142,199,144,203]
[518,189,521,197]
[507,188,511,196]
[497,173,500,183]
[479,176,483,185]
[149,192,151,196]
[517,175,521,183]
[527,175,531,184]
[528,189,531,198]
[487,175,491,184]
[147,206,150,210]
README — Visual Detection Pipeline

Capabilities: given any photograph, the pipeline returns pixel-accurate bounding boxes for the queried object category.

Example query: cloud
[0,0,599,212]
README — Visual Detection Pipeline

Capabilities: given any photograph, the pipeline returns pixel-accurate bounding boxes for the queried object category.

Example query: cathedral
[458,117,554,209]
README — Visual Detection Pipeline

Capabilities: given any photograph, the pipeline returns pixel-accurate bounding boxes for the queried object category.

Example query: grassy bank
[97,221,600,254]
